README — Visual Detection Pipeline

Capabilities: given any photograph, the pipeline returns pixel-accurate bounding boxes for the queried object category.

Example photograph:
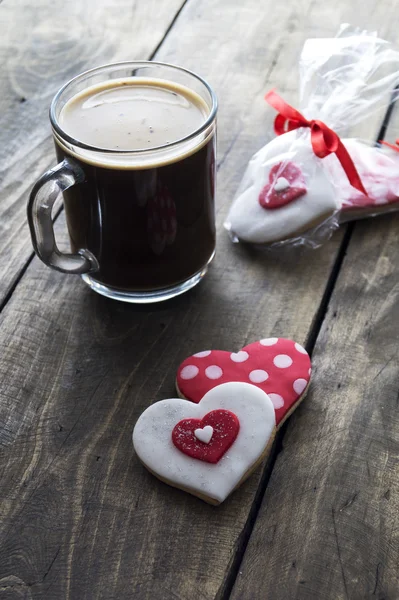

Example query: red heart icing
[176,338,311,426]
[258,162,307,209]
[172,409,240,464]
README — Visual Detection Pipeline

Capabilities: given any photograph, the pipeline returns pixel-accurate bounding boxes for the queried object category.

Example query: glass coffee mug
[28,62,217,303]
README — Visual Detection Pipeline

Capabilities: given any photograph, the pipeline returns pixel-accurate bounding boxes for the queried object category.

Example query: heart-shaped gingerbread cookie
[133,382,276,504]
[176,338,311,427]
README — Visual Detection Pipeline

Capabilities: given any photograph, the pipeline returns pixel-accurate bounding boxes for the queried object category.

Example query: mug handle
[27,157,99,274]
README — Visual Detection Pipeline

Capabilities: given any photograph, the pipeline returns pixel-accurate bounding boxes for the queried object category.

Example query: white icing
[225,131,339,244]
[249,369,269,383]
[260,337,278,346]
[230,351,249,363]
[193,350,212,358]
[293,378,307,394]
[268,393,284,409]
[180,365,199,380]
[294,342,307,354]
[273,354,293,368]
[274,176,290,191]
[132,382,276,503]
[205,365,223,380]
[194,425,213,444]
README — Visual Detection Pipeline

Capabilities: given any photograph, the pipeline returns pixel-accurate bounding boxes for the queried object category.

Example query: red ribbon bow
[265,90,367,196]
[380,139,399,152]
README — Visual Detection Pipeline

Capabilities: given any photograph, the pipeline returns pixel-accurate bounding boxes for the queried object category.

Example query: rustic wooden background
[1,0,399,598]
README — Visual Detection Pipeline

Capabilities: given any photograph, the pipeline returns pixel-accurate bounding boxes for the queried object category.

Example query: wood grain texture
[231,39,399,600]
[0,2,397,600]
[0,0,186,307]
[232,212,399,600]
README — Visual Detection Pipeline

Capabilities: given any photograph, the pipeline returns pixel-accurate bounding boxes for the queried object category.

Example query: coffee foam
[55,78,215,170]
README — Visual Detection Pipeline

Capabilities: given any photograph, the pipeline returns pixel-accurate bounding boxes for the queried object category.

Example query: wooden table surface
[1,1,399,599]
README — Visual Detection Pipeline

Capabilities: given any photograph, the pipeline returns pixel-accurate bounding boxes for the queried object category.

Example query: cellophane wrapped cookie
[224,26,399,248]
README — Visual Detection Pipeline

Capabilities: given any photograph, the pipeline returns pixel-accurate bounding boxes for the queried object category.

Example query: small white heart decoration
[274,176,290,192]
[194,425,214,444]
[133,382,276,504]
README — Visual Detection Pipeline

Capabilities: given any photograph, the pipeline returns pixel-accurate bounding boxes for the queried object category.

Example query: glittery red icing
[258,162,307,209]
[176,338,311,426]
[172,409,240,464]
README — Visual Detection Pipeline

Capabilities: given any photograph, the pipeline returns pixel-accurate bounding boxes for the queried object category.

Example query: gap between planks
[216,98,398,600]
[148,0,191,60]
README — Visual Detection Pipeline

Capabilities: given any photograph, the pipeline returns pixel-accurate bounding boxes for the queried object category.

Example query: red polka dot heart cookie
[176,338,311,428]
[132,338,311,505]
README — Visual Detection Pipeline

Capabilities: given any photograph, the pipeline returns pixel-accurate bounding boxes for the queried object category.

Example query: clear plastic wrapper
[224,25,399,248]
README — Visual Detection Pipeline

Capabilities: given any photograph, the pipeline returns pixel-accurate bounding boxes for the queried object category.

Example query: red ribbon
[379,139,399,152]
[265,90,367,196]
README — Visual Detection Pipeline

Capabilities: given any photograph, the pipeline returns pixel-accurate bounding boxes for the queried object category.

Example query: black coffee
[56,78,216,292]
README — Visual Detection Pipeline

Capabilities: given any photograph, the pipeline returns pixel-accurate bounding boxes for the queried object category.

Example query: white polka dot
[273,354,293,368]
[260,338,278,346]
[295,342,307,355]
[205,365,223,380]
[230,351,249,363]
[249,369,269,383]
[180,365,199,380]
[193,350,212,358]
[308,368,312,376]
[268,393,284,409]
[293,378,307,395]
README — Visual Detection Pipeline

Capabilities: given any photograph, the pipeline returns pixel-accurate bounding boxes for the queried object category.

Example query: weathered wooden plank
[232,212,399,600]
[0,0,187,306]
[231,76,399,600]
[0,3,396,600]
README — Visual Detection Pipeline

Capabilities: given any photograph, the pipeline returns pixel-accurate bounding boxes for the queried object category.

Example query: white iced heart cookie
[132,382,276,505]
[225,130,339,244]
